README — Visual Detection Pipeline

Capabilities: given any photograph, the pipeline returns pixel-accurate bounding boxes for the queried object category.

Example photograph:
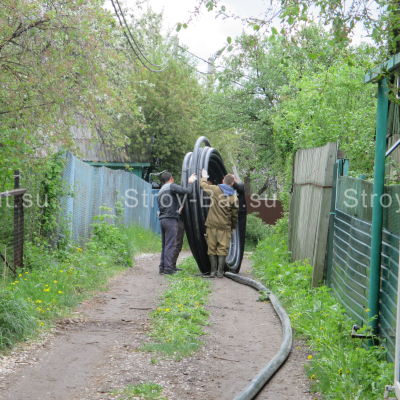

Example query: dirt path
[0,253,312,400]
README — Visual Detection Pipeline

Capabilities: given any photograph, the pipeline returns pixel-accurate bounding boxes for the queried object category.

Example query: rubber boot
[204,255,217,278]
[217,256,226,278]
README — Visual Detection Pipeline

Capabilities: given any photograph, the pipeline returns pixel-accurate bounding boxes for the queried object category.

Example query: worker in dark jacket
[158,171,197,274]
[200,169,238,278]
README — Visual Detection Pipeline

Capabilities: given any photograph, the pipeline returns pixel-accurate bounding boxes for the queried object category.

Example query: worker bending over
[200,169,238,278]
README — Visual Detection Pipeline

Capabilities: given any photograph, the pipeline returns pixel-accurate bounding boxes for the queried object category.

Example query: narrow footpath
[0,253,313,400]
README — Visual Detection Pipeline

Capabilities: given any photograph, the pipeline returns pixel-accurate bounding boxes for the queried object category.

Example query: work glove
[188,173,197,184]
[201,169,209,179]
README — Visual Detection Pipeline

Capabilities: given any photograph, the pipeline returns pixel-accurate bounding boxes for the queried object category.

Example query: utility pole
[206,46,225,89]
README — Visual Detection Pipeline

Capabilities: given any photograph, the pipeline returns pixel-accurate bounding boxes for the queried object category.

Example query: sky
[113,0,269,71]
[108,0,372,71]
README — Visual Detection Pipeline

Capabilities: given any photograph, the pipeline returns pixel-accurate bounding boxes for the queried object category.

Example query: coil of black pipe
[181,136,247,274]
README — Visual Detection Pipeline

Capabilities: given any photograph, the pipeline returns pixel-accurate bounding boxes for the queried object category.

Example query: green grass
[0,223,160,351]
[252,217,393,400]
[142,257,210,360]
[111,382,167,400]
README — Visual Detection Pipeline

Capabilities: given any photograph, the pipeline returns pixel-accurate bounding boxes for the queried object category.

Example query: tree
[191,0,397,57]
[273,57,376,175]
[200,25,373,195]
[0,0,131,189]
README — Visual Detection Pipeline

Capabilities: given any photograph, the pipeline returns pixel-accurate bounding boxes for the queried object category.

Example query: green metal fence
[327,174,400,361]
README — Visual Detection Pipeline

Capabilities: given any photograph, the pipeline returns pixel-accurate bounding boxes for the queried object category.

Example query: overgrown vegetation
[0,221,160,351]
[252,218,393,399]
[142,257,210,360]
[245,213,271,250]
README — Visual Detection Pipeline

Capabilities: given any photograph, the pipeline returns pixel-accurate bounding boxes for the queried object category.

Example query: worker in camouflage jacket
[200,169,238,278]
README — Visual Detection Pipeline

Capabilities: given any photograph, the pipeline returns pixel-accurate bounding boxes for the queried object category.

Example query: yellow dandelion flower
[165,308,171,312]
[53,280,58,284]
[18,273,22,277]
[24,271,29,275]
[35,299,43,304]
[39,321,45,326]
[307,355,313,360]
[57,290,63,294]
[43,288,50,292]
[59,270,64,273]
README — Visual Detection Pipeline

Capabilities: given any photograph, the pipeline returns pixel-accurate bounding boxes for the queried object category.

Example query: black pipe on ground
[181,136,247,274]
[224,272,293,399]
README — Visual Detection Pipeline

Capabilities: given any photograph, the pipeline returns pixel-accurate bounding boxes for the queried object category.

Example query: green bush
[245,213,271,249]
[252,217,393,399]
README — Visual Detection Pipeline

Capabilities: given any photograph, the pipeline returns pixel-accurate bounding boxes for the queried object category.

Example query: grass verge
[111,382,167,400]
[252,217,393,400]
[142,257,210,360]
[0,221,160,351]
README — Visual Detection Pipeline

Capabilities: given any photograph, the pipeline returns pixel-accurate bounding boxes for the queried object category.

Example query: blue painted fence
[61,152,160,243]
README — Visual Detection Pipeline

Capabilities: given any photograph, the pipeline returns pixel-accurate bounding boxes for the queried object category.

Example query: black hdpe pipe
[181,136,247,274]
[224,272,293,400]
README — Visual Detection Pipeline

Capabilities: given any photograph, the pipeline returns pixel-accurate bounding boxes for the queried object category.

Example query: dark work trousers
[159,218,178,273]
[172,218,185,268]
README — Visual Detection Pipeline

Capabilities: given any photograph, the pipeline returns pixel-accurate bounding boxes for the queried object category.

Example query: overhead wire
[113,0,167,69]
[177,44,253,88]
[110,0,167,73]
[110,0,256,87]
[178,44,223,68]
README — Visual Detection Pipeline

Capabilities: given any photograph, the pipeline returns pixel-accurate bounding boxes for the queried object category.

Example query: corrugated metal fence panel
[327,175,400,361]
[61,153,160,243]
[72,156,95,242]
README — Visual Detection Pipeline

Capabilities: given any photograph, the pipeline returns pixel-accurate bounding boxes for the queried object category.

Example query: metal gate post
[368,78,389,335]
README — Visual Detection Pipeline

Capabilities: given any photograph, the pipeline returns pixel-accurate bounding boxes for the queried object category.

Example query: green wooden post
[368,78,389,335]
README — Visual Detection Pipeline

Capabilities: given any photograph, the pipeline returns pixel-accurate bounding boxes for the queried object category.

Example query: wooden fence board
[289,142,337,286]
